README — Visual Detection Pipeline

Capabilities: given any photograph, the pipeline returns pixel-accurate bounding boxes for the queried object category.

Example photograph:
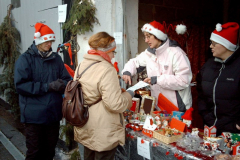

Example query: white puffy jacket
[122,39,192,110]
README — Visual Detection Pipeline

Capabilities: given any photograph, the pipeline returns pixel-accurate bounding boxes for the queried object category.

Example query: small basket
[153,130,183,144]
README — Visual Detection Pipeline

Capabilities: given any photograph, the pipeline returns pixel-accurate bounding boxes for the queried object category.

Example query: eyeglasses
[210,41,218,47]
[112,51,117,55]
[143,34,153,41]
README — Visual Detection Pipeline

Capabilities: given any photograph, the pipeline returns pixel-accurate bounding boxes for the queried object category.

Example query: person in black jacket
[14,23,71,160]
[197,22,240,136]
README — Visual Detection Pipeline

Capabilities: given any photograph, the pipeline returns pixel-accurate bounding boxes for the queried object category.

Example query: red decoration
[166,151,170,155]
[141,139,145,144]
[113,62,119,72]
[150,119,153,125]
[64,64,74,78]
[130,101,136,112]
[152,142,159,147]
[174,153,179,157]
[64,43,73,65]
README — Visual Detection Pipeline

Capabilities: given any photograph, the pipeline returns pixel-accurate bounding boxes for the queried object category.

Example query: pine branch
[0,4,21,118]
[62,0,100,35]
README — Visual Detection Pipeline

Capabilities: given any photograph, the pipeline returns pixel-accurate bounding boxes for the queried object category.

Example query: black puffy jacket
[14,42,71,124]
[197,48,240,136]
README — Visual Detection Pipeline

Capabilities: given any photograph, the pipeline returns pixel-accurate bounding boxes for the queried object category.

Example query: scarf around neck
[88,49,112,63]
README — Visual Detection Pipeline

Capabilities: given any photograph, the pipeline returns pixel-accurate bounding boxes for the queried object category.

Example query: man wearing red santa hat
[122,20,192,112]
[197,22,240,136]
[14,23,71,160]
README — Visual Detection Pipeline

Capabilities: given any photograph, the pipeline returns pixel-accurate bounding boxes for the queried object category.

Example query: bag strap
[75,61,99,80]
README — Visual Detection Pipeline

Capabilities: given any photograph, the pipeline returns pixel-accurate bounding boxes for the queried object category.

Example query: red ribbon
[64,43,73,65]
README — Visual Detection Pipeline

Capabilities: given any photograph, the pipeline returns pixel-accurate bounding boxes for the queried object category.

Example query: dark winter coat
[197,47,240,136]
[14,42,71,124]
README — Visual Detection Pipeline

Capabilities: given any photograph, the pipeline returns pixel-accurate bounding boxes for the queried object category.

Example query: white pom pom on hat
[175,24,187,35]
[216,23,222,32]
[34,32,41,38]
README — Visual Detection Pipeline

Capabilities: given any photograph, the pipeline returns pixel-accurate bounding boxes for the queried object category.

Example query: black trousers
[25,122,60,160]
[84,146,117,160]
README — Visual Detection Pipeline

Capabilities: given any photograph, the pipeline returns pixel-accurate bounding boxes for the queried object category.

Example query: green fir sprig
[62,0,100,35]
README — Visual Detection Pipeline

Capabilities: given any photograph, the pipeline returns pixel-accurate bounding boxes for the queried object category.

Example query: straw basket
[153,131,183,144]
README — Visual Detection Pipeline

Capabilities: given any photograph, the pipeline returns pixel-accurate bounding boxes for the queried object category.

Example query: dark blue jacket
[14,42,71,124]
[197,47,240,136]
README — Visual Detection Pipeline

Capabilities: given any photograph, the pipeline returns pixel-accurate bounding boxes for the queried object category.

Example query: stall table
[114,129,214,160]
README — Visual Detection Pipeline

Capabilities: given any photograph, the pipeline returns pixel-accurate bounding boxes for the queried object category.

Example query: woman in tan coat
[74,32,133,160]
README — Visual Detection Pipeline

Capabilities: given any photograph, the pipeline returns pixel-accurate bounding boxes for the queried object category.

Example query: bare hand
[143,77,151,84]
[122,75,132,85]
[236,124,240,130]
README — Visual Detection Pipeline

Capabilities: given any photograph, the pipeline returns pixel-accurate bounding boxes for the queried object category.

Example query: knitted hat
[34,23,55,45]
[210,22,239,51]
[141,20,187,41]
[181,107,194,120]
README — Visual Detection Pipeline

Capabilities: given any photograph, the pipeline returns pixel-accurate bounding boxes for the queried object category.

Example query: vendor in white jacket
[122,20,192,112]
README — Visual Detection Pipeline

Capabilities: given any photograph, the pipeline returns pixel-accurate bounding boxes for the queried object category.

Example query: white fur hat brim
[210,33,237,51]
[34,34,55,45]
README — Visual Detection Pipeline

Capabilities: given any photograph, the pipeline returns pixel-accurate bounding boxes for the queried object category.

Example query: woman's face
[210,41,229,60]
[143,32,162,49]
[107,50,116,60]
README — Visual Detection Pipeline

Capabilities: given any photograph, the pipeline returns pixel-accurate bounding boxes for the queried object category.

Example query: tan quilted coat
[73,54,132,152]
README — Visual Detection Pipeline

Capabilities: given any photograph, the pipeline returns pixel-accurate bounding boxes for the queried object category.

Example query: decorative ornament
[73,20,77,25]
[165,151,170,155]
[182,107,194,128]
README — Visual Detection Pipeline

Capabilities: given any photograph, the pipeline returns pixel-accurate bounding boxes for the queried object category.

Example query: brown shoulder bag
[62,62,99,127]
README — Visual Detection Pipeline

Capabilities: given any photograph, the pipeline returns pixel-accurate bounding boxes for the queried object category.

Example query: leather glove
[48,79,65,92]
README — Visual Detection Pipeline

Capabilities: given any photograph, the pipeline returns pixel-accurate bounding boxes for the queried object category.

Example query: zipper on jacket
[213,63,225,126]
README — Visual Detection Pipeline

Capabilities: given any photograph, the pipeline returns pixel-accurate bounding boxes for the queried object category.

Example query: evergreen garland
[60,0,100,152]
[0,4,21,117]
[60,123,74,146]
[62,0,100,35]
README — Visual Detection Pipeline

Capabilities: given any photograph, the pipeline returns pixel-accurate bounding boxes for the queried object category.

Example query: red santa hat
[34,23,55,45]
[181,107,194,120]
[141,20,187,41]
[210,22,239,51]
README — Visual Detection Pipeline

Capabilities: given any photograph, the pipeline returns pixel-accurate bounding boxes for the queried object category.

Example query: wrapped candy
[177,133,203,152]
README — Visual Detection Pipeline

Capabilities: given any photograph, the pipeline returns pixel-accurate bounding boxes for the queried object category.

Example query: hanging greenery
[60,123,75,147]
[62,0,100,35]
[0,4,21,117]
[61,0,99,152]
